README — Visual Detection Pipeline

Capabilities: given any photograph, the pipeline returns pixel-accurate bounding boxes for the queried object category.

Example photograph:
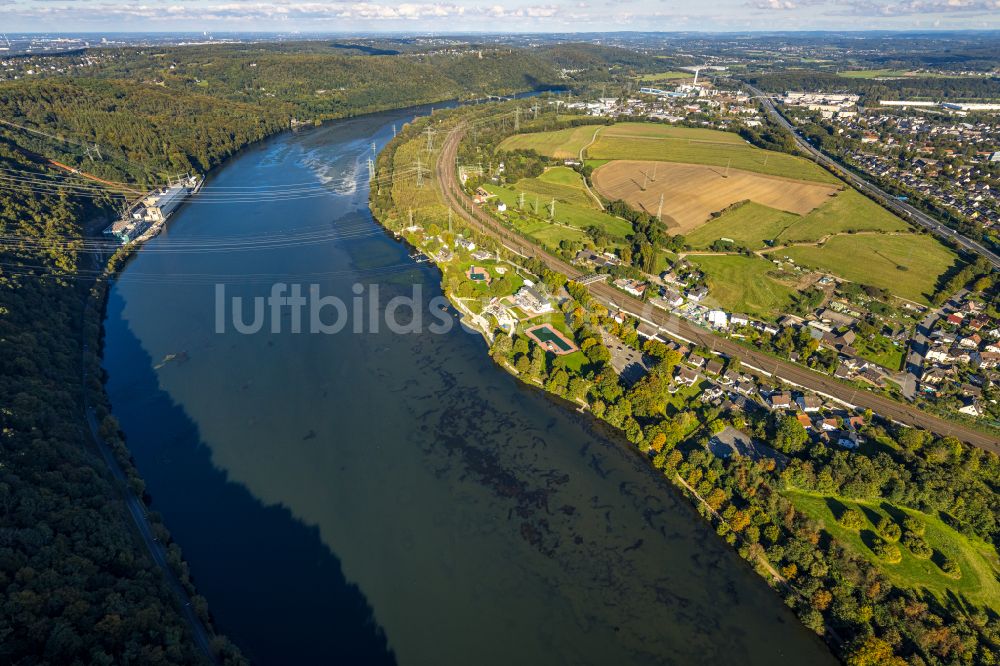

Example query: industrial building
[105,175,201,243]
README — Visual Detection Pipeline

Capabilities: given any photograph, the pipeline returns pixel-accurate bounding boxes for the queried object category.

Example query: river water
[102,104,835,666]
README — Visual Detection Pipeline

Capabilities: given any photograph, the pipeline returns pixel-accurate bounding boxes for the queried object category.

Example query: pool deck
[525,323,579,356]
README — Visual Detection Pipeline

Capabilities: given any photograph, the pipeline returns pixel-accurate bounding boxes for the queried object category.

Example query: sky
[3,0,1000,32]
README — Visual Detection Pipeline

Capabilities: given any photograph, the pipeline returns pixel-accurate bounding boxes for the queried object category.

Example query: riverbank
[368,102,1000,666]
[99,100,839,665]
[368,108,843,655]
[78,93,532,664]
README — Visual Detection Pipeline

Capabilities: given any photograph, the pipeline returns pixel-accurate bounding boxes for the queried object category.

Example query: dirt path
[579,127,605,210]
[673,473,787,584]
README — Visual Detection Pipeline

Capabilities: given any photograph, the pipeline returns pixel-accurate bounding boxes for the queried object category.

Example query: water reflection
[103,105,835,666]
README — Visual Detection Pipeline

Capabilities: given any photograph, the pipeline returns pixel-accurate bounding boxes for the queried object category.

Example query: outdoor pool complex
[527,324,575,353]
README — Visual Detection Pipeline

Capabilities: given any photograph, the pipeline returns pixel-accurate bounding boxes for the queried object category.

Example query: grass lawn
[687,202,802,249]
[590,123,838,184]
[498,125,600,159]
[687,190,911,250]
[856,334,905,371]
[602,123,746,143]
[655,250,677,274]
[786,489,1000,610]
[483,183,633,243]
[838,69,950,79]
[778,190,910,244]
[688,254,795,319]
[516,166,597,209]
[640,71,693,82]
[502,122,837,183]
[558,350,589,373]
[782,233,960,304]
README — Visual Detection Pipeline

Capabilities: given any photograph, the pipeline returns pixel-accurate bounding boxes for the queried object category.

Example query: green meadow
[787,490,1000,610]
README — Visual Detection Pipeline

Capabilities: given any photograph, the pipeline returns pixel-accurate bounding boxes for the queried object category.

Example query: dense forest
[80,44,565,120]
[0,140,221,663]
[0,78,288,183]
[0,43,589,663]
[743,70,1000,102]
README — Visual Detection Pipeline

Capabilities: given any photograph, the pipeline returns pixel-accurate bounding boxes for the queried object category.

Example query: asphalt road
[436,124,999,452]
[747,85,1000,269]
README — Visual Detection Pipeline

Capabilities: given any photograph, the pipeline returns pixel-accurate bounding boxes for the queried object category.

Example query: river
[101,104,836,666]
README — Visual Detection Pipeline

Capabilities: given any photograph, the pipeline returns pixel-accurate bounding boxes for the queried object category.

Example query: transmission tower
[514,107,520,132]
[84,143,102,163]
[416,157,423,188]
[518,191,525,209]
[549,198,556,219]
[425,126,435,154]
[657,193,664,223]
[367,157,375,182]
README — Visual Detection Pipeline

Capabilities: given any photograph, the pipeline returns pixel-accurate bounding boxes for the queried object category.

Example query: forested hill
[0,141,232,663]
[0,44,580,181]
[743,70,1000,102]
[0,43,590,664]
[69,43,567,122]
[0,78,288,184]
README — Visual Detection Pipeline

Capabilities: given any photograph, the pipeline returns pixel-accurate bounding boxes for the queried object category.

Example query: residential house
[958,400,983,417]
[614,278,648,298]
[687,286,709,302]
[769,392,792,410]
[707,310,729,329]
[796,395,823,413]
[676,366,701,386]
[974,351,1000,369]
[704,358,724,376]
[513,286,552,314]
[454,236,476,252]
[819,418,839,432]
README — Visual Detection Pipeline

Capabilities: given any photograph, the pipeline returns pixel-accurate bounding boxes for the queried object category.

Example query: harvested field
[592,160,839,233]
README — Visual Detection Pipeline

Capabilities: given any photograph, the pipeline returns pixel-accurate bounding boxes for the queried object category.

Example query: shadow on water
[103,288,396,666]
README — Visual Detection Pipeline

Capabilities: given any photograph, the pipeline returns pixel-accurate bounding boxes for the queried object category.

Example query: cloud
[833,0,1000,15]
[748,0,800,9]
[746,0,1000,16]
[8,0,570,23]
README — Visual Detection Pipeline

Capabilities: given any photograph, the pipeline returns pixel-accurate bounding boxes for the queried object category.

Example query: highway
[435,124,999,452]
[747,85,1000,269]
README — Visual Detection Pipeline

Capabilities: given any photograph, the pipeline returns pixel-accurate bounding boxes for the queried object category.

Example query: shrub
[877,516,902,543]
[940,557,961,579]
[839,508,864,530]
[902,515,925,536]
[872,539,902,564]
[903,532,932,559]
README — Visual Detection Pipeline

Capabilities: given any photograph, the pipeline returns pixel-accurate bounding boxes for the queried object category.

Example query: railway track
[434,123,999,452]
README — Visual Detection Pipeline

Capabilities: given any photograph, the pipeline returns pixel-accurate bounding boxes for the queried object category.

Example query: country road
[435,123,999,452]
[747,85,1000,269]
